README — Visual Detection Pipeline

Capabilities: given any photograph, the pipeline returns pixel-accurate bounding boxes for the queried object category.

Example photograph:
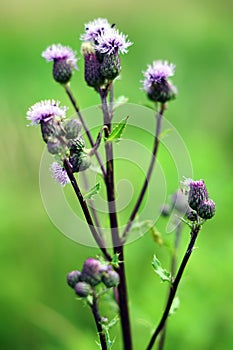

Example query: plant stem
[64,84,107,179]
[146,224,201,350]
[100,88,133,350]
[91,292,108,350]
[157,222,182,350]
[122,103,166,242]
[63,158,111,261]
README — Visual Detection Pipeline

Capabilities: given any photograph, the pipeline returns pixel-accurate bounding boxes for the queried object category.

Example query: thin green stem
[146,224,201,350]
[122,103,166,242]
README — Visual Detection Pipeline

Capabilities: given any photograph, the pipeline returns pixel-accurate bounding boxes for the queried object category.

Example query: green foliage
[83,182,101,200]
[106,116,129,143]
[152,255,172,283]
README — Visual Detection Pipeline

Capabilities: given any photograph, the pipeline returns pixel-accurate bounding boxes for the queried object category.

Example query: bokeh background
[1,0,233,349]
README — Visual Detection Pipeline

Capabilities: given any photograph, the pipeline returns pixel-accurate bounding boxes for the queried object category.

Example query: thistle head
[50,162,70,187]
[42,44,78,84]
[27,99,67,126]
[67,270,81,288]
[142,60,177,103]
[80,258,103,286]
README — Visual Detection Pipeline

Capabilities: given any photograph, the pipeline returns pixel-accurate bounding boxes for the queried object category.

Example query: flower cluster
[81,18,132,88]
[27,99,91,185]
[142,60,177,103]
[67,258,119,298]
[182,179,216,220]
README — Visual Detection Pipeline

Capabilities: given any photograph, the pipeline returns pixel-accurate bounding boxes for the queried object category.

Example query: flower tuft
[95,29,132,55]
[50,162,70,186]
[80,18,112,42]
[42,44,78,70]
[27,100,67,126]
[142,60,175,91]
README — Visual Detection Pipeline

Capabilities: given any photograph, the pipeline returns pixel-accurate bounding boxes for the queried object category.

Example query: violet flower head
[95,28,133,55]
[50,162,70,187]
[27,100,67,126]
[80,18,112,42]
[42,44,78,70]
[142,60,175,92]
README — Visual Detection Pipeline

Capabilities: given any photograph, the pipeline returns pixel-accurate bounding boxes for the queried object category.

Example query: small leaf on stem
[106,116,129,143]
[83,182,101,200]
[152,255,172,283]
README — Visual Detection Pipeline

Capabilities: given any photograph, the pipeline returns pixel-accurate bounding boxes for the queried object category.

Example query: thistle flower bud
[100,53,121,80]
[74,282,92,297]
[186,210,198,222]
[142,60,177,103]
[197,199,216,220]
[188,180,208,211]
[69,138,91,172]
[53,59,73,84]
[81,42,105,88]
[47,138,66,155]
[80,258,102,286]
[102,270,120,288]
[64,119,82,139]
[42,44,78,84]
[67,270,81,288]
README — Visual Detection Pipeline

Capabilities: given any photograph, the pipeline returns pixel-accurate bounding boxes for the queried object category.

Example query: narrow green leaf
[152,255,172,283]
[113,95,129,110]
[83,182,100,200]
[106,116,129,143]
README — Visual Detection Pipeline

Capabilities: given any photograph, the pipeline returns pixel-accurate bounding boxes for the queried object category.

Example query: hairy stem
[157,222,182,350]
[100,88,132,350]
[91,292,108,350]
[146,224,201,350]
[63,159,111,261]
[64,84,107,179]
[122,103,166,242]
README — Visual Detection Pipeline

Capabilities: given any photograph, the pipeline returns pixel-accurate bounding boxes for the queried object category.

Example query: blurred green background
[1,0,233,349]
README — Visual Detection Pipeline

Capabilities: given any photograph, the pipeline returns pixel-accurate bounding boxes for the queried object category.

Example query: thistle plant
[26,18,216,350]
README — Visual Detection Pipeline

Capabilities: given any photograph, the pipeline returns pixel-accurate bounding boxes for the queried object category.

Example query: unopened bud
[64,119,81,139]
[102,270,120,288]
[75,282,92,297]
[81,258,102,286]
[188,180,208,211]
[67,270,81,288]
[197,199,216,220]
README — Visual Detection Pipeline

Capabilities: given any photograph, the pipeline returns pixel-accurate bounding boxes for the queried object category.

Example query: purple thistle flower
[27,100,67,126]
[42,44,78,70]
[50,162,70,186]
[80,18,112,42]
[95,28,132,55]
[142,60,175,92]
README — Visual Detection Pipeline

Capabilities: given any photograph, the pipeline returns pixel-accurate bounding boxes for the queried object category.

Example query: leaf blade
[83,182,101,200]
[106,116,129,143]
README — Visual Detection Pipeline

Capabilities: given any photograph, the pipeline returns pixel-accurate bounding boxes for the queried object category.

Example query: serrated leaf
[113,95,129,110]
[152,255,172,283]
[83,182,100,200]
[106,116,129,143]
[169,296,180,315]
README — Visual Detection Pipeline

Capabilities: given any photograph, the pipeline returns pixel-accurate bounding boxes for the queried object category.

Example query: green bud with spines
[100,54,121,81]
[67,270,81,288]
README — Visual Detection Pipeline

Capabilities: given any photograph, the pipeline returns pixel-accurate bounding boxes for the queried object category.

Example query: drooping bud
[102,269,120,288]
[188,180,208,211]
[64,119,81,139]
[80,258,102,286]
[74,282,92,297]
[67,270,81,288]
[197,199,216,220]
